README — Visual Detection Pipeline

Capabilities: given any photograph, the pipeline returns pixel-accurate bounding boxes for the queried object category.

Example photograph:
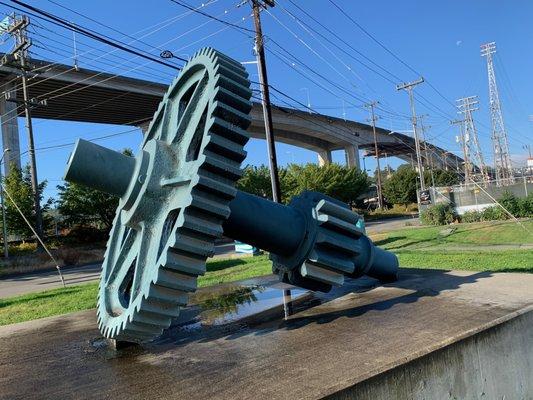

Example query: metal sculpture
[64,48,399,343]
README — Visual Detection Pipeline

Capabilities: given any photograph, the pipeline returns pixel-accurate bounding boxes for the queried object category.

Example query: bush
[461,210,483,223]
[421,204,456,226]
[499,191,520,216]
[481,206,508,221]
[56,247,81,266]
[518,193,533,218]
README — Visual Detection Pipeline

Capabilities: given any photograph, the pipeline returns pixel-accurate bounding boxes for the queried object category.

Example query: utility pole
[451,119,470,184]
[457,96,489,185]
[365,101,383,209]
[6,14,43,239]
[396,77,426,191]
[418,114,435,187]
[481,42,513,186]
[251,0,281,203]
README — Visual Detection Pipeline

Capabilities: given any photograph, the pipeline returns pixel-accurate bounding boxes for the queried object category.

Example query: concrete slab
[0,269,532,400]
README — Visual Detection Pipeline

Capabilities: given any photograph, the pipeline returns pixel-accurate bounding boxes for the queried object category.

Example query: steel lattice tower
[480,42,514,185]
[457,96,489,185]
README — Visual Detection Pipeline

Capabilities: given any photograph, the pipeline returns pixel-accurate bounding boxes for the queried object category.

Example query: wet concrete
[1,269,533,400]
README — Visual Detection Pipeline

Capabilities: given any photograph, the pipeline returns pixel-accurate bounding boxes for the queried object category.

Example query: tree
[3,164,53,239]
[236,165,274,199]
[382,164,419,206]
[284,163,369,205]
[237,163,370,206]
[56,182,118,230]
[56,148,133,231]
[425,169,460,187]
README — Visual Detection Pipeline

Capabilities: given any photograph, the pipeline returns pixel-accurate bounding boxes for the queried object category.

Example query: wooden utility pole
[251,0,281,203]
[365,101,384,209]
[396,78,426,191]
[7,14,43,239]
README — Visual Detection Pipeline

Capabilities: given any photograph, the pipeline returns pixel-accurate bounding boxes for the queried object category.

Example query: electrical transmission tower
[480,42,514,185]
[456,96,489,185]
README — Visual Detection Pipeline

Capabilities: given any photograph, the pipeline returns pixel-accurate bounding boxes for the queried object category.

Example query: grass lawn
[0,255,272,326]
[370,219,533,251]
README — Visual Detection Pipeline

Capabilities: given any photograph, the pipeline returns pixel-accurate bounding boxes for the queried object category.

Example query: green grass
[0,255,272,326]
[397,250,533,273]
[371,219,533,251]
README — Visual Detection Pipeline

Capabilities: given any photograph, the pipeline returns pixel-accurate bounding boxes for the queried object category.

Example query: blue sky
[0,0,531,200]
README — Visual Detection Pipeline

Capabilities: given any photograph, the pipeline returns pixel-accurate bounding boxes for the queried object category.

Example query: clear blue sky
[0,0,531,201]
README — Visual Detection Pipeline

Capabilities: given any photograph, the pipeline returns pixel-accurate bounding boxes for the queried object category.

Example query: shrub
[460,210,482,223]
[518,194,533,218]
[56,247,81,266]
[481,206,508,221]
[420,204,455,226]
[499,191,520,216]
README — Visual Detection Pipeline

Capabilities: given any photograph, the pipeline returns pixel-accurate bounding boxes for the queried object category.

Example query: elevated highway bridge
[0,56,462,174]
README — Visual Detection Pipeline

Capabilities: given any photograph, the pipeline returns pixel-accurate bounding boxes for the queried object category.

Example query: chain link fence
[423,174,533,215]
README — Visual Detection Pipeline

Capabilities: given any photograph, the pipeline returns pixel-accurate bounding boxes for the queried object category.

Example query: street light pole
[0,148,10,258]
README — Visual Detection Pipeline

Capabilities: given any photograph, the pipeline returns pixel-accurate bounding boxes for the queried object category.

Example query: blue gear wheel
[96,48,252,342]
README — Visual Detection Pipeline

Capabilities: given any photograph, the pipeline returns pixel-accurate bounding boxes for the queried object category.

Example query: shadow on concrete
[148,268,493,353]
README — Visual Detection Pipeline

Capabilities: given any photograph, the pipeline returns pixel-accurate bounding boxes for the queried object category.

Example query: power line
[4,0,186,67]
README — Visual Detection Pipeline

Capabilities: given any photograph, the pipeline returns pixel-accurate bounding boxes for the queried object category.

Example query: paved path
[365,215,419,233]
[0,264,101,298]
[0,242,238,299]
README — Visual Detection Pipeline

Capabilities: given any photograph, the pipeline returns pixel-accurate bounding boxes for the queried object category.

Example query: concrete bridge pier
[0,81,21,175]
[345,144,360,170]
[317,149,332,166]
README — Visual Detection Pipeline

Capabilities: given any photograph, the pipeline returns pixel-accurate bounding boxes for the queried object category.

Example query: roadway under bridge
[0,56,463,174]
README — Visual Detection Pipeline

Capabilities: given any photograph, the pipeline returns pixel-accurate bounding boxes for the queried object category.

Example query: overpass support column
[317,150,332,166]
[0,81,21,175]
[345,145,360,170]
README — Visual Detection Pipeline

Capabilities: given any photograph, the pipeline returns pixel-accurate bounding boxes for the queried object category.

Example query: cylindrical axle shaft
[64,139,398,288]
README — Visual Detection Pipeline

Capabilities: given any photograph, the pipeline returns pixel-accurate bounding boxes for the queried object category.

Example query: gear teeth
[215,64,250,88]
[213,51,246,71]
[190,191,232,218]
[301,262,344,286]
[212,101,252,129]
[210,117,249,145]
[148,285,189,305]
[156,268,197,292]
[131,310,172,328]
[169,232,215,258]
[182,213,224,238]
[140,298,181,318]
[307,248,354,274]
[214,86,252,116]
[164,248,207,275]
[298,200,363,287]
[215,75,252,102]
[206,133,247,162]
[202,152,243,180]
[315,230,360,254]
[197,173,237,199]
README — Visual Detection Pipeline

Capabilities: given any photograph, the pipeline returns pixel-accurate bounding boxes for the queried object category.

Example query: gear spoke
[174,70,209,145]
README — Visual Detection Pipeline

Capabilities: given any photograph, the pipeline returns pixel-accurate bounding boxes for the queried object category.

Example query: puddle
[89,281,311,353]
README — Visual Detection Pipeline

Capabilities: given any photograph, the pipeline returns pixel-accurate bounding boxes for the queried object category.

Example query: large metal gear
[65,48,252,342]
[65,47,398,344]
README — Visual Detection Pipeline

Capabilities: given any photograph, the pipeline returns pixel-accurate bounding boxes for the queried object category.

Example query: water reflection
[196,285,264,323]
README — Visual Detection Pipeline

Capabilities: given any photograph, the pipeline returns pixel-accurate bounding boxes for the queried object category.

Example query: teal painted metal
[64,47,398,343]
